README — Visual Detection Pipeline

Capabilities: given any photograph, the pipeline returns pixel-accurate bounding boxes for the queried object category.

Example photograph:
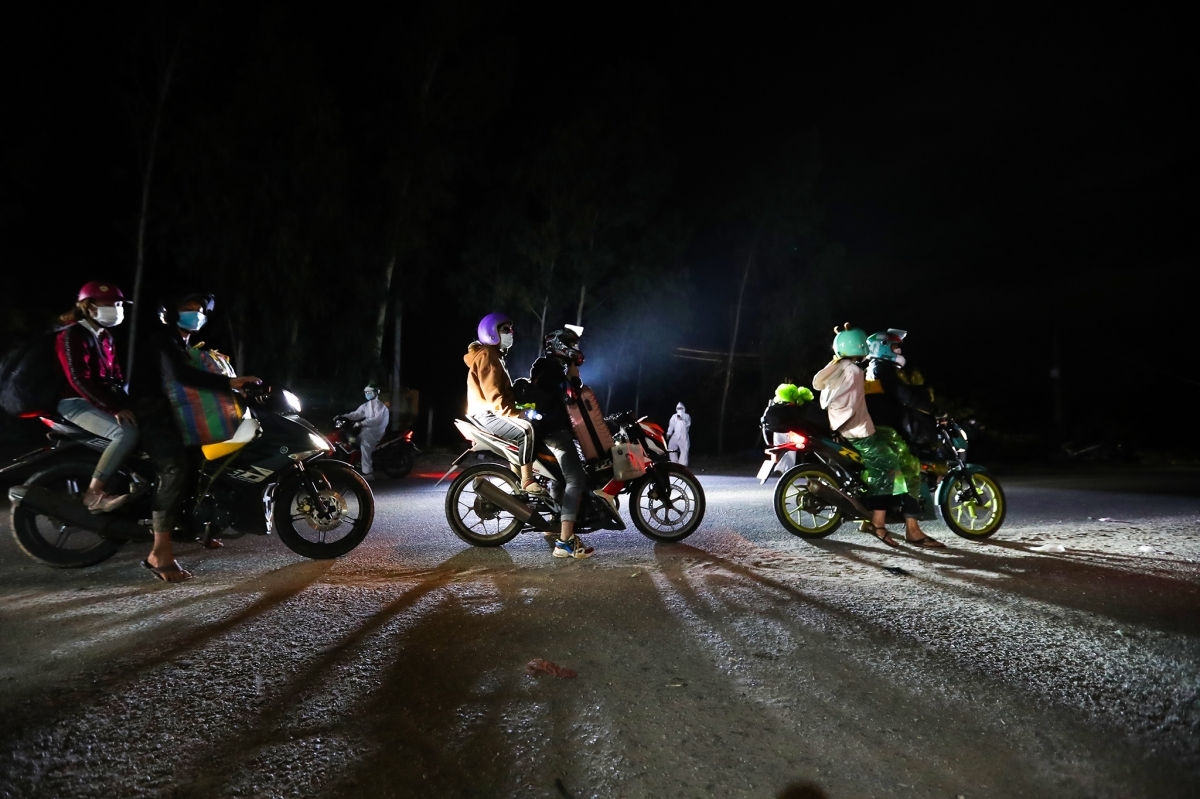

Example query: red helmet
[77,280,129,304]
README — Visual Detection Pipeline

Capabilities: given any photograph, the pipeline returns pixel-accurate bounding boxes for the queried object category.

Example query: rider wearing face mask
[812,323,944,550]
[464,312,544,495]
[54,280,140,514]
[119,290,263,579]
[864,329,939,453]
[339,383,390,481]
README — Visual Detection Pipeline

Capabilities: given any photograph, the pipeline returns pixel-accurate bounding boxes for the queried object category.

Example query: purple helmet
[477,312,512,346]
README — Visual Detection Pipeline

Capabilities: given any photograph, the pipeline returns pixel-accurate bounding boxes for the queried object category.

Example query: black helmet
[544,326,584,366]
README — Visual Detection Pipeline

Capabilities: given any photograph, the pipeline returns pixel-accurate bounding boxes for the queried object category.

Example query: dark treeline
[2,3,1194,459]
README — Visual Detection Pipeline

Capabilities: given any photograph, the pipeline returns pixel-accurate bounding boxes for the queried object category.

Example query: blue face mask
[364,391,377,401]
[177,310,207,332]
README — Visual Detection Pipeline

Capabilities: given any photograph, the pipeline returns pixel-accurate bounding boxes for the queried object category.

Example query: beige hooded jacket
[812,357,875,439]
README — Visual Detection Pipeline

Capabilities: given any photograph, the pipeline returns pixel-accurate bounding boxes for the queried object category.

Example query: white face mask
[499,332,514,351]
[91,305,124,328]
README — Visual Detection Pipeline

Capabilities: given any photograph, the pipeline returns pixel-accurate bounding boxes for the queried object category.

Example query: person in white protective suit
[339,383,390,480]
[666,401,692,466]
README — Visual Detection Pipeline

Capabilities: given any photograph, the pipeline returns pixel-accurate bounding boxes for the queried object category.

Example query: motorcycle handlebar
[240,382,273,403]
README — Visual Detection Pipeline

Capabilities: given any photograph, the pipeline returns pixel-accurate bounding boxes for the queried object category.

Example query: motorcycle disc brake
[296,489,349,531]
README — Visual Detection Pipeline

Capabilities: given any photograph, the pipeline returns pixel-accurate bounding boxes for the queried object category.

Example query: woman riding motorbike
[463,312,543,494]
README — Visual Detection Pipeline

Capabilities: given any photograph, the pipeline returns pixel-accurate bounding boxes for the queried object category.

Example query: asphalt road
[0,454,1198,798]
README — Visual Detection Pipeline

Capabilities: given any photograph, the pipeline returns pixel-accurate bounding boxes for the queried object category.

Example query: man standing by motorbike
[337,383,389,481]
[528,327,596,559]
[864,329,939,454]
[464,312,544,495]
[125,291,262,581]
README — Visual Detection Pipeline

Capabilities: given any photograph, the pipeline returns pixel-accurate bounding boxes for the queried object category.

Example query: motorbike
[328,416,420,478]
[2,384,375,568]
[441,400,706,547]
[758,414,1006,541]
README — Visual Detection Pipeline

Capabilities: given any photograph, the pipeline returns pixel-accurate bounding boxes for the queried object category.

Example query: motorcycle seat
[201,417,262,460]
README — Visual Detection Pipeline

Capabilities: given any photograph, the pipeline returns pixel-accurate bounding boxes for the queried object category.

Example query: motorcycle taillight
[787,430,809,450]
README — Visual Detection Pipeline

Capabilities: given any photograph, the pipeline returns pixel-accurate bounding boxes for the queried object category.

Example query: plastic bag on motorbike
[611,441,649,481]
[164,347,245,446]
[0,328,67,418]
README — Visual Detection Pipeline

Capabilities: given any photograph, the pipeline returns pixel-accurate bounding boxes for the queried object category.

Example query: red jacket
[55,321,130,414]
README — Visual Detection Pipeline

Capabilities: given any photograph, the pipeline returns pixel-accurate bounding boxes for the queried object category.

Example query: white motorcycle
[441,387,706,547]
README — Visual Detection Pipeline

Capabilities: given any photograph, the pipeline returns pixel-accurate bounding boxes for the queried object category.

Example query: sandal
[142,559,193,583]
[905,534,946,549]
[869,525,900,548]
[522,479,546,495]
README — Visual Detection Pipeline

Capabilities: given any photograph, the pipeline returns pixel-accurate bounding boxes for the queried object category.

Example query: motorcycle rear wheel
[380,447,415,479]
[444,463,526,546]
[629,462,705,542]
[272,460,374,558]
[938,470,1006,539]
[11,460,126,567]
[773,465,844,538]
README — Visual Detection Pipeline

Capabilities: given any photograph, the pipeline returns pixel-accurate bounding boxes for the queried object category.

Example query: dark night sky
[2,3,1196,455]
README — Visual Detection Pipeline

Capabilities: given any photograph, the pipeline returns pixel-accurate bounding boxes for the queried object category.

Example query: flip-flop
[905,535,947,549]
[869,526,901,548]
[141,559,193,583]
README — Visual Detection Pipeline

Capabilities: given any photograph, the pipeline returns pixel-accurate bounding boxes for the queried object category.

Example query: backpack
[0,328,67,417]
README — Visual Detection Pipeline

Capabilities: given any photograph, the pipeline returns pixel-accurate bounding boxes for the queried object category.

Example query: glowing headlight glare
[283,389,302,413]
[309,432,332,451]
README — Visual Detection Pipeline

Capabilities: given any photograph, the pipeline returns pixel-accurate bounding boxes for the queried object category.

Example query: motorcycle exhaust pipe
[809,481,874,520]
[473,478,556,532]
[8,485,151,542]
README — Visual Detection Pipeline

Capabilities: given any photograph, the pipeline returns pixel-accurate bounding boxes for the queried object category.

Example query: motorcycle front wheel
[272,460,374,558]
[629,462,705,542]
[938,470,1006,539]
[444,462,526,547]
[11,460,127,567]
[773,464,844,538]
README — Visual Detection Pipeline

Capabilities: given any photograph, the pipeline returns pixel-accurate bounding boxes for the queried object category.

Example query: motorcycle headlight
[949,425,968,455]
[309,432,333,452]
[282,390,303,413]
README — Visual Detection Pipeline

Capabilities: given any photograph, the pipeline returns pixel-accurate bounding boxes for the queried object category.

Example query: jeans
[57,397,139,485]
[130,396,189,533]
[543,428,586,523]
